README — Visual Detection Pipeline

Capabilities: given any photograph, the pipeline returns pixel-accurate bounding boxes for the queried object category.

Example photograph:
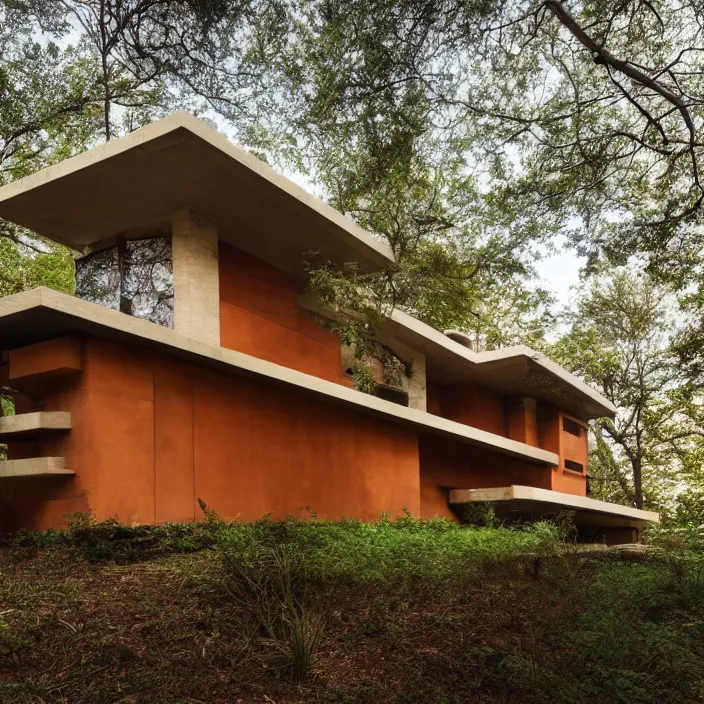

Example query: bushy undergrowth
[1,515,704,703]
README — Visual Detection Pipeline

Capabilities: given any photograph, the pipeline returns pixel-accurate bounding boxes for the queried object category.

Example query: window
[562,417,582,437]
[564,459,584,473]
[375,384,410,407]
[76,237,173,327]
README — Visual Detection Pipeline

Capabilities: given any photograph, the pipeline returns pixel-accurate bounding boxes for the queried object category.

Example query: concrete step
[0,457,73,478]
[0,412,72,440]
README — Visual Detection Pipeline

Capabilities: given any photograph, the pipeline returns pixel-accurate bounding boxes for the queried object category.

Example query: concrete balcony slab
[448,485,659,529]
[0,412,71,440]
[0,457,73,478]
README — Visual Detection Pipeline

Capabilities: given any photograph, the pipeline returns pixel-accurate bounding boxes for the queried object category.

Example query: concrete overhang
[448,485,659,529]
[379,310,616,422]
[0,112,393,277]
[0,288,558,467]
[0,411,72,440]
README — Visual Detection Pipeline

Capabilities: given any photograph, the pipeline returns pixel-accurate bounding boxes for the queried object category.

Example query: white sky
[535,243,583,306]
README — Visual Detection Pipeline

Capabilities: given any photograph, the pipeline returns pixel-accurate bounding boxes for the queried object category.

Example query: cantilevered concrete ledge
[383,310,616,421]
[0,412,72,440]
[0,288,558,466]
[0,457,73,478]
[0,112,393,277]
[297,297,615,421]
[448,486,659,528]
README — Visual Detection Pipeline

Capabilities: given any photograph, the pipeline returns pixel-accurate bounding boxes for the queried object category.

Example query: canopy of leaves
[256,0,704,351]
[550,269,704,511]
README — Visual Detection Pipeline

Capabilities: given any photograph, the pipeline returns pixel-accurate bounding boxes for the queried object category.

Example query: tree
[257,0,704,360]
[0,1,101,293]
[256,31,552,343]
[0,0,288,295]
[301,131,552,341]
[550,269,704,509]
[0,3,103,182]
[48,0,288,141]
[273,0,704,257]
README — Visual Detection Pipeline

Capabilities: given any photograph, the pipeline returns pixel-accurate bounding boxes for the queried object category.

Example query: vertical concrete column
[407,352,427,412]
[171,208,220,346]
[507,397,538,446]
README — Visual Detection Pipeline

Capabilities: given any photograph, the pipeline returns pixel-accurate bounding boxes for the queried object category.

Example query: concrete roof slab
[381,310,616,421]
[0,113,393,277]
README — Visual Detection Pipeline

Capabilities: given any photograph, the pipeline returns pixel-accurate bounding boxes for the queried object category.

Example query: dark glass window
[564,459,584,473]
[375,384,410,407]
[562,417,582,437]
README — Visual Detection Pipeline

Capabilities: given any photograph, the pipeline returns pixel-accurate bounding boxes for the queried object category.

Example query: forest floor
[1,515,703,704]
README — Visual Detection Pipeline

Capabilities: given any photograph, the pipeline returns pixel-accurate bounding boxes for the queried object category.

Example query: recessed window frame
[562,417,583,437]
[564,459,585,474]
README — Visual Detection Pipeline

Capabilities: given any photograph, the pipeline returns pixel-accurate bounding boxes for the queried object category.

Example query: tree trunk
[116,237,132,316]
[99,0,111,141]
[633,457,644,509]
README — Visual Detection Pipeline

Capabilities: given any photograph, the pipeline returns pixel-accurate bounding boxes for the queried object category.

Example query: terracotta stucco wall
[506,397,539,447]
[420,384,587,509]
[0,336,420,531]
[538,407,588,496]
[439,382,508,436]
[218,243,352,386]
[426,382,444,416]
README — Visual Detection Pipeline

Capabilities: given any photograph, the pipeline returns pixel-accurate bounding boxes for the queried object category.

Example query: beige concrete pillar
[406,352,427,411]
[171,209,220,346]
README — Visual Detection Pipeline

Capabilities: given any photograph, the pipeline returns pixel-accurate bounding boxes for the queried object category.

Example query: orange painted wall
[507,397,539,447]
[0,335,420,531]
[439,382,508,436]
[419,436,552,520]
[426,382,443,416]
[538,407,588,496]
[420,384,588,509]
[218,243,352,386]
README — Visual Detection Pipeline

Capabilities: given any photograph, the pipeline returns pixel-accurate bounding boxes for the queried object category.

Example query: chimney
[443,330,473,349]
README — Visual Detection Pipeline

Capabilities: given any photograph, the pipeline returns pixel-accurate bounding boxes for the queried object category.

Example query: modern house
[0,113,658,541]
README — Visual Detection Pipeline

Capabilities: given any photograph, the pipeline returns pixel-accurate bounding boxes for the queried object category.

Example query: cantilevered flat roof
[0,112,393,277]
[0,288,558,467]
[448,486,659,528]
[380,310,616,421]
[297,296,614,421]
